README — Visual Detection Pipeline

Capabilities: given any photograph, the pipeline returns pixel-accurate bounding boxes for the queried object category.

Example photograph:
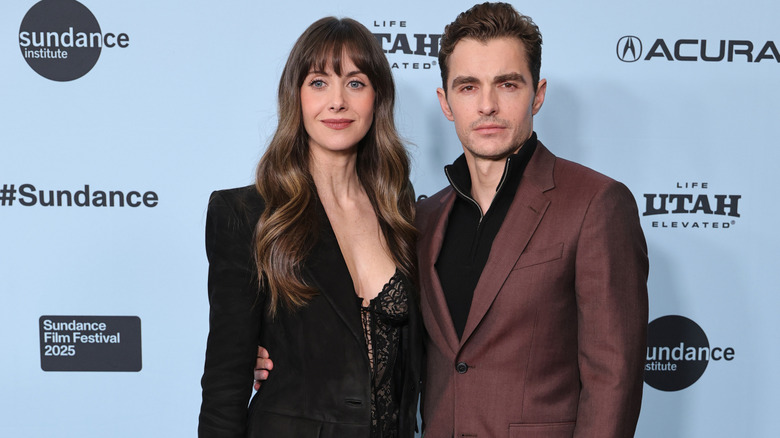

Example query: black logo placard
[39,315,142,372]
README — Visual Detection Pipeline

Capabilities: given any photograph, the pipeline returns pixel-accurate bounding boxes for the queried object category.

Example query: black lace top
[358,270,409,438]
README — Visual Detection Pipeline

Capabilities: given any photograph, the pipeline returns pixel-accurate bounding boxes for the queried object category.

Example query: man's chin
[465,144,520,162]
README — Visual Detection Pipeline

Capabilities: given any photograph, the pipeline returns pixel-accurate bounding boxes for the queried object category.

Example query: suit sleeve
[573,181,649,438]
[198,191,264,438]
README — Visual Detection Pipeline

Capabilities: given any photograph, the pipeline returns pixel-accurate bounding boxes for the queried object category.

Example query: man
[257,3,648,437]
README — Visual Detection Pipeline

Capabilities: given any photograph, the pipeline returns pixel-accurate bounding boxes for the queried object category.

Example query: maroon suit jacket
[415,142,648,438]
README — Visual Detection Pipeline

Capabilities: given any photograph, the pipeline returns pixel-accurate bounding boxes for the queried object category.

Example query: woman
[198,16,422,438]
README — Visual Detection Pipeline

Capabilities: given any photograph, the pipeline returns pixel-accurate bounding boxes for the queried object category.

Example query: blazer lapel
[419,190,461,355]
[459,143,557,347]
[303,207,365,352]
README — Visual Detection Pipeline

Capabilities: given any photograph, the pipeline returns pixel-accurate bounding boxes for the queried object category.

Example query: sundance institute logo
[18,0,129,81]
[645,315,735,391]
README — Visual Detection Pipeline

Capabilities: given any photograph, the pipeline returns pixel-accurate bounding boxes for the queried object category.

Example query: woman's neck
[309,148,363,207]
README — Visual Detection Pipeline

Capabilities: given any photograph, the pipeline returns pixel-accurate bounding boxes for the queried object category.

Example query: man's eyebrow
[494,73,526,84]
[450,75,479,88]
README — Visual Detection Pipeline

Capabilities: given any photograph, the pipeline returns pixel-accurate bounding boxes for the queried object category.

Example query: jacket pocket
[512,243,564,270]
[508,421,575,438]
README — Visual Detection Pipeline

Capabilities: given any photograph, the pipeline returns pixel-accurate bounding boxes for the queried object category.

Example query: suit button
[456,362,468,374]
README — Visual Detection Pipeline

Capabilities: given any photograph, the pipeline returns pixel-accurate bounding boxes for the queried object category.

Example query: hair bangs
[298,19,383,90]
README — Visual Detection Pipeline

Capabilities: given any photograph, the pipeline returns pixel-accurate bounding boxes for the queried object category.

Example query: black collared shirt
[435,133,538,339]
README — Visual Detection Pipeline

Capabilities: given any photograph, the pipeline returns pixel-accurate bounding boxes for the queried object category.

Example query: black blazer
[198,185,423,438]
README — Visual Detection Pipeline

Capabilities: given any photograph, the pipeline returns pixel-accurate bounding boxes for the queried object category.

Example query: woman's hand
[253,346,273,391]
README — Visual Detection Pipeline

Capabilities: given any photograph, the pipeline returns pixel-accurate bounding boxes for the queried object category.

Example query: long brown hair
[255,17,417,316]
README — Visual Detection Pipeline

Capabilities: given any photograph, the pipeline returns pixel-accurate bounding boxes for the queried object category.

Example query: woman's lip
[321,119,353,130]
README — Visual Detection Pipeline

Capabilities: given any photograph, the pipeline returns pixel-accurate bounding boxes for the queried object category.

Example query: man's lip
[321,119,353,129]
[474,124,506,133]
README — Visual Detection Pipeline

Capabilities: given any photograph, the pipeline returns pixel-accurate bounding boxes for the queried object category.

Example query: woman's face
[300,55,375,157]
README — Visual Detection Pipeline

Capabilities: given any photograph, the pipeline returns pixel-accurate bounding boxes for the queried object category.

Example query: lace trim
[358,270,409,438]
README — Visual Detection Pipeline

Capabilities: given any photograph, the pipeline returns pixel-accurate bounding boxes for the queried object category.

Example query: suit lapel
[303,207,365,352]
[459,143,557,347]
[419,190,461,354]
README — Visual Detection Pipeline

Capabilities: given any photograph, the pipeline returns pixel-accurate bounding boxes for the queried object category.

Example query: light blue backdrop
[1,1,778,436]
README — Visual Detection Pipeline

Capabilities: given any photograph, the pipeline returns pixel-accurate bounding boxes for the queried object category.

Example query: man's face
[437,37,546,162]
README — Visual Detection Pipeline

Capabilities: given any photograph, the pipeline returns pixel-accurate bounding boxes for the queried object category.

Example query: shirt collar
[444,132,538,203]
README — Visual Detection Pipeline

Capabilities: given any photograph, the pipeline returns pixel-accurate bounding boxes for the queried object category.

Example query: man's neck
[463,154,507,214]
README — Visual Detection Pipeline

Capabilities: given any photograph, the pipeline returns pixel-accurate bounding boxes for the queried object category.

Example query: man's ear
[436,87,455,121]
[532,78,547,115]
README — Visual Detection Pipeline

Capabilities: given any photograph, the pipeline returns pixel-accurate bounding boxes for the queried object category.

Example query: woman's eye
[348,80,365,89]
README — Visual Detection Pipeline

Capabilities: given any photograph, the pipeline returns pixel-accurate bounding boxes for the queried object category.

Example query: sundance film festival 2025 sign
[39,316,142,372]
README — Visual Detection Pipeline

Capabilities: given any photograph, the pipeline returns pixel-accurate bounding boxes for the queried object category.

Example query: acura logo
[617,36,642,62]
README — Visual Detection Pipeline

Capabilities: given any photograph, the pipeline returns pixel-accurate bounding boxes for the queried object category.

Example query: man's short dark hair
[438,2,542,92]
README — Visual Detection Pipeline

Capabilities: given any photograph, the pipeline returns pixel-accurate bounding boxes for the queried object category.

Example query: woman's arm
[199,190,265,438]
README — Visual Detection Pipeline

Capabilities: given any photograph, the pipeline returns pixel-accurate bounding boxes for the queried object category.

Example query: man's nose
[478,88,497,116]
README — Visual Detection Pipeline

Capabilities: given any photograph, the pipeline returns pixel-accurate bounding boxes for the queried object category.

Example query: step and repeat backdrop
[1,0,778,436]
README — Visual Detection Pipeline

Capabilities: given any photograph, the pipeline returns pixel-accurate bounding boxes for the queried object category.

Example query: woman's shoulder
[207,184,266,228]
[210,184,264,206]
